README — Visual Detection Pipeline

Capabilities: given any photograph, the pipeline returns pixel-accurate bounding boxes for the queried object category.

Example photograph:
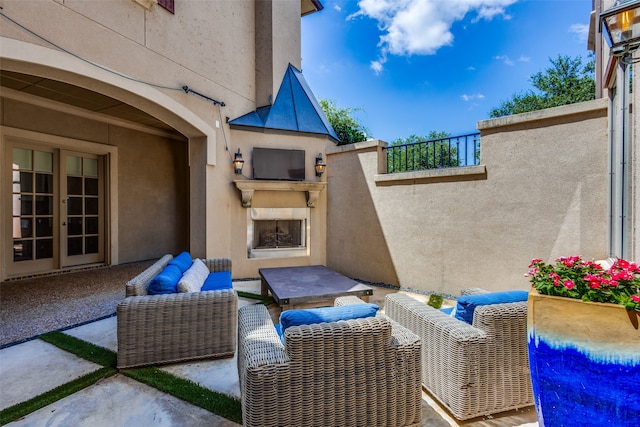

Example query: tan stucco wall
[327,99,609,297]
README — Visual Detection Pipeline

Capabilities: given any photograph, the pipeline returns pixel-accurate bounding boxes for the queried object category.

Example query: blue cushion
[148,264,183,295]
[280,303,379,333]
[168,251,192,274]
[274,324,285,343]
[201,271,233,291]
[439,306,454,315]
[454,290,528,324]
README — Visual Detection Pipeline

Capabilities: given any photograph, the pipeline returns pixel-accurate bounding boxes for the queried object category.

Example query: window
[157,0,174,14]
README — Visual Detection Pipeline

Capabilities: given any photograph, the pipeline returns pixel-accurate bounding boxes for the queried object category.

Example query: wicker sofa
[117,254,238,369]
[385,289,533,421]
[237,296,423,427]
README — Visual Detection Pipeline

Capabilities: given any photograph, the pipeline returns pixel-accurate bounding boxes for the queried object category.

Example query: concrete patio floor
[0,280,538,426]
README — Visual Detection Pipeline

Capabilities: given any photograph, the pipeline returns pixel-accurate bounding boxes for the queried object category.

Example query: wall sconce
[233,149,244,175]
[315,153,326,177]
[601,0,640,61]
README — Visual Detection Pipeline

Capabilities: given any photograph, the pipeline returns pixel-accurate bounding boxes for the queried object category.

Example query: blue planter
[527,290,640,427]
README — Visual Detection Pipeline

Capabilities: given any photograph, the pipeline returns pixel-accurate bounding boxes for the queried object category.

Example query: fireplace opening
[247,208,310,259]
[254,220,303,249]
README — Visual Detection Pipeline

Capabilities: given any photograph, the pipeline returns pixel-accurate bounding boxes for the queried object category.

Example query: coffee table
[259,265,374,310]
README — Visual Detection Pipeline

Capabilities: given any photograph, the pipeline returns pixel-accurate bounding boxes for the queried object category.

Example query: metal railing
[385,132,480,173]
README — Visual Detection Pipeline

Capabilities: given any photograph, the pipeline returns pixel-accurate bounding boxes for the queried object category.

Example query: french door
[10,145,104,275]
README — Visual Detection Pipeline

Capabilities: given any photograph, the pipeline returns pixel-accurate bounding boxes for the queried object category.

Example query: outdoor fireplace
[247,208,310,258]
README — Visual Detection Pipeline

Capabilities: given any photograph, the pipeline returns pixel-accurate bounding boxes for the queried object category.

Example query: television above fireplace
[252,147,305,181]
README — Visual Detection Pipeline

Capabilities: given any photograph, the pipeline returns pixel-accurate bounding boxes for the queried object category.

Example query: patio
[0,263,538,426]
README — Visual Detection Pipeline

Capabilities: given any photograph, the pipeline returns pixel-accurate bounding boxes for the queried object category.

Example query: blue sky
[301,0,593,142]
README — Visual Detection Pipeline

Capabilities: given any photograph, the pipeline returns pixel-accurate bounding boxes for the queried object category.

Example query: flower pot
[527,289,640,426]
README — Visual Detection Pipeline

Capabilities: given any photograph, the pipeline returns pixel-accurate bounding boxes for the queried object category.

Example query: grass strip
[123,367,242,424]
[40,331,117,368]
[237,290,274,306]
[0,367,116,425]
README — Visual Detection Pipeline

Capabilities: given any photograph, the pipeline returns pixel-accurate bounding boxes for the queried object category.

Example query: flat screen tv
[252,147,305,181]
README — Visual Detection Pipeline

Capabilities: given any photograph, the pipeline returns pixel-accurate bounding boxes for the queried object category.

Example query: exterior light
[233,149,244,175]
[315,153,326,177]
[601,0,640,59]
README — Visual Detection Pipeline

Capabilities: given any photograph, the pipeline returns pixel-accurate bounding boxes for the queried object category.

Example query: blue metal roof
[229,64,339,142]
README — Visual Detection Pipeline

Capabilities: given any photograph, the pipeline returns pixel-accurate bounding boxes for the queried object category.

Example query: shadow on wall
[326,144,399,286]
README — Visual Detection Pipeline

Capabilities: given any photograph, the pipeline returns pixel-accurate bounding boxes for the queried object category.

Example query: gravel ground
[0,260,154,348]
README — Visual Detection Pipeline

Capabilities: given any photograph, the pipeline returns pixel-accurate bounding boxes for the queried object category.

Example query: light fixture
[601,0,640,59]
[315,153,326,177]
[232,149,244,175]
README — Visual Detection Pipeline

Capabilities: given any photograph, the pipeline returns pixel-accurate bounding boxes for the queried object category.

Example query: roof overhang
[301,0,323,16]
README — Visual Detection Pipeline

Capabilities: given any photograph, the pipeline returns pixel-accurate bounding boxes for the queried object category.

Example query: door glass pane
[85,178,98,196]
[20,218,33,238]
[34,151,53,172]
[35,196,53,215]
[20,172,33,192]
[68,217,83,235]
[67,177,83,195]
[13,148,32,170]
[68,237,83,256]
[35,174,53,193]
[85,198,98,215]
[14,240,32,261]
[36,218,53,237]
[67,155,82,175]
[68,197,83,215]
[84,158,98,177]
[36,239,53,259]
[85,217,99,234]
[20,195,33,215]
[85,236,99,254]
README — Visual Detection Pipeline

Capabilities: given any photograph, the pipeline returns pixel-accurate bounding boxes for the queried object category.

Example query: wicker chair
[237,297,423,427]
[385,289,533,421]
[117,254,237,369]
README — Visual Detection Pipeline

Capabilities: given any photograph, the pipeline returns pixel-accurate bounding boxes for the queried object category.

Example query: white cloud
[569,23,589,42]
[334,4,342,12]
[349,0,517,73]
[370,59,385,75]
[461,93,485,102]
[494,54,529,66]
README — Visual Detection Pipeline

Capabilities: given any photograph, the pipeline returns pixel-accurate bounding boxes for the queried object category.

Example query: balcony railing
[384,132,480,173]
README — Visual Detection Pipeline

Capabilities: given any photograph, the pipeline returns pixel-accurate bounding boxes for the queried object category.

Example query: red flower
[564,280,575,290]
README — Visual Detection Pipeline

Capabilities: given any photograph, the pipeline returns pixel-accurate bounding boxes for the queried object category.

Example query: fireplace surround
[247,208,310,259]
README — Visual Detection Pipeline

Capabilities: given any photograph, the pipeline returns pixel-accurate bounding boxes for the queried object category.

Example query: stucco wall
[327,99,609,297]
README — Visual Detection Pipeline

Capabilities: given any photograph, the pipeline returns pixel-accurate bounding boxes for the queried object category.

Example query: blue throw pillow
[168,251,192,274]
[148,264,183,295]
[201,271,233,291]
[280,303,379,333]
[454,290,528,324]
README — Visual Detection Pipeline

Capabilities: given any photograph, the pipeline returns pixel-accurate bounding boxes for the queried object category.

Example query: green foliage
[319,99,370,145]
[427,294,444,309]
[387,131,457,172]
[489,54,596,118]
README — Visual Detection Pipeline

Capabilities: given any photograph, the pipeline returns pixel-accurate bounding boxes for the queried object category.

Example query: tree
[489,54,595,118]
[387,131,459,172]
[319,99,370,145]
